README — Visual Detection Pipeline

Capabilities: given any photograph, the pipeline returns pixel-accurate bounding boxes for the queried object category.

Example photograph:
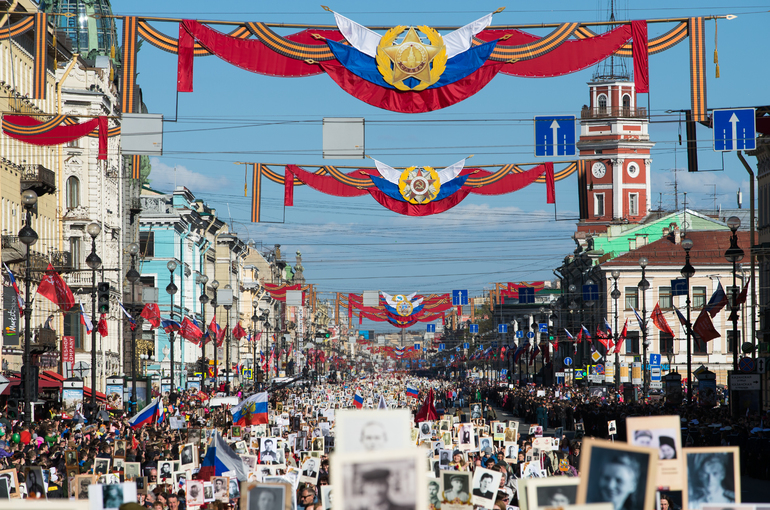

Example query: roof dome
[41,0,118,59]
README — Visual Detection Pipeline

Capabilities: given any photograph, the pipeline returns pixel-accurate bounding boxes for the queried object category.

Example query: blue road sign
[414,343,420,350]
[469,324,479,334]
[583,284,599,302]
[439,343,446,351]
[518,287,535,304]
[538,323,548,333]
[463,342,470,349]
[739,357,755,373]
[535,116,576,156]
[452,290,469,306]
[501,369,508,375]
[714,108,756,151]
[595,364,605,375]
[426,324,436,333]
[498,324,508,333]
[515,330,524,338]
[527,331,535,339]
[492,341,498,348]
[564,357,573,366]
[671,278,688,296]
[650,354,661,367]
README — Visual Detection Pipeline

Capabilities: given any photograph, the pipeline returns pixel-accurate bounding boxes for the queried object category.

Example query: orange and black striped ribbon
[132,155,142,180]
[33,13,47,100]
[689,17,708,123]
[0,17,34,41]
[251,163,262,222]
[577,160,589,220]
[121,17,138,114]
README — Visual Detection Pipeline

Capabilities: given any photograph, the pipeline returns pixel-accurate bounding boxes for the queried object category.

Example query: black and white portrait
[300,458,320,485]
[260,438,282,465]
[114,440,127,458]
[135,477,146,493]
[180,443,195,468]
[24,467,45,499]
[102,483,124,509]
[0,469,17,499]
[0,476,9,500]
[321,486,333,510]
[187,480,205,506]
[334,409,412,454]
[331,449,425,510]
[419,421,433,441]
[479,437,492,452]
[229,477,241,499]
[685,448,739,509]
[438,449,452,466]
[441,472,470,504]
[471,467,502,508]
[247,484,286,510]
[459,423,474,449]
[75,475,93,500]
[65,449,78,467]
[203,482,215,502]
[608,421,617,435]
[213,476,229,501]
[94,458,111,476]
[188,428,202,445]
[527,478,580,509]
[470,403,482,420]
[124,462,141,481]
[243,454,258,471]
[504,443,518,460]
[580,440,655,510]
[626,416,684,491]
[159,461,173,480]
[312,437,325,452]
[88,482,136,510]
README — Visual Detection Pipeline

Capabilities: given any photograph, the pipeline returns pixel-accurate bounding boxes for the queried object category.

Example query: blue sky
[115,0,769,330]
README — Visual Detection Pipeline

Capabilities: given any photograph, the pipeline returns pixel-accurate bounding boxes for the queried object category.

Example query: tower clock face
[591,162,606,178]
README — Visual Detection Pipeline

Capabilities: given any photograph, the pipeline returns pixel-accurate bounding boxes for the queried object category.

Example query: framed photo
[187,480,205,507]
[114,440,127,458]
[458,423,475,451]
[0,477,9,500]
[240,482,292,510]
[331,448,426,510]
[232,426,243,439]
[576,438,657,510]
[419,421,434,441]
[188,428,202,445]
[478,436,493,453]
[334,409,413,453]
[113,458,125,472]
[203,482,214,503]
[180,443,197,470]
[93,459,111,476]
[438,420,451,432]
[173,471,188,492]
[300,457,320,485]
[243,454,258,472]
[213,477,230,502]
[0,469,18,499]
[24,466,45,499]
[683,446,740,510]
[260,438,285,466]
[65,449,79,468]
[321,485,333,510]
[526,477,580,509]
[229,477,241,499]
[441,432,452,447]
[124,463,141,481]
[503,442,518,462]
[626,415,684,491]
[88,482,137,510]
[440,470,471,505]
[135,477,147,494]
[158,461,174,481]
[469,403,483,420]
[471,467,502,508]
[311,436,325,452]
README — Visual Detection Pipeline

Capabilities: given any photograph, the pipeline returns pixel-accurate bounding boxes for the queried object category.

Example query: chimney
[635,233,648,247]
[674,226,681,245]
[662,227,670,237]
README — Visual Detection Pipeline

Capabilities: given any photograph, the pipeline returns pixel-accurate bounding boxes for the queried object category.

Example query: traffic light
[97,282,110,313]
[324,331,331,339]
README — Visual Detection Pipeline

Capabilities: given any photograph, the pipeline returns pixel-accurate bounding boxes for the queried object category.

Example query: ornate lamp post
[611,270,621,389]
[210,279,219,388]
[18,190,38,424]
[680,237,695,399]
[638,257,650,399]
[198,273,209,360]
[165,260,178,392]
[85,222,102,407]
[724,217,744,417]
[223,284,232,396]
[126,242,141,412]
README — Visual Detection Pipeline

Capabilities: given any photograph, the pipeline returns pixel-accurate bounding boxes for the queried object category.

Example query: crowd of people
[0,374,766,510]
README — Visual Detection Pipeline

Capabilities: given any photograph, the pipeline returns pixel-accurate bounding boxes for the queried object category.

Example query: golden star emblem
[382,27,439,84]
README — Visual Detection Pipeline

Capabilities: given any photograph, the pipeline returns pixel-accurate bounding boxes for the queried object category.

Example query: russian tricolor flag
[2,263,23,312]
[128,398,159,429]
[198,431,248,482]
[406,385,419,399]
[156,400,165,424]
[232,392,269,425]
[79,303,93,334]
[353,391,364,409]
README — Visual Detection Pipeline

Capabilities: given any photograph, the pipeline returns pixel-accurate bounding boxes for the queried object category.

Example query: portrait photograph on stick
[470,467,502,508]
[526,477,580,509]
[626,415,684,491]
[334,409,413,453]
[683,446,741,510]
[240,482,291,510]
[440,471,471,505]
[577,438,657,510]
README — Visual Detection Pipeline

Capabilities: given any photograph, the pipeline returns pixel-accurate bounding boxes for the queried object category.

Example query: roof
[603,230,755,267]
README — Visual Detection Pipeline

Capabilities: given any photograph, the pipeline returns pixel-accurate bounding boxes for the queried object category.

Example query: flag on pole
[161,318,181,333]
[231,392,268,425]
[415,388,439,423]
[140,303,161,329]
[604,317,613,337]
[406,385,419,398]
[232,322,247,340]
[704,281,729,318]
[128,398,159,429]
[97,314,108,337]
[79,303,93,334]
[614,319,628,353]
[198,431,248,481]
[564,329,574,341]
[651,303,675,336]
[156,400,165,423]
[36,263,75,311]
[581,324,591,339]
[180,316,204,344]
[119,302,137,330]
[693,310,721,343]
[632,307,645,331]
[353,391,364,409]
[2,262,24,313]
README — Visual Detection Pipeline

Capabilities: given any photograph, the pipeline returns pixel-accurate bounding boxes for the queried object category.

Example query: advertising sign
[2,285,19,346]
[631,362,642,385]
[105,377,124,410]
[61,336,75,363]
[62,379,84,416]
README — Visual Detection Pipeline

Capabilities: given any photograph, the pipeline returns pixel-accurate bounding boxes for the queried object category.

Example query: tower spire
[592,0,630,82]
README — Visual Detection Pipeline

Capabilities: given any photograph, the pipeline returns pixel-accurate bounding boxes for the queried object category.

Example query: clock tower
[576,78,654,233]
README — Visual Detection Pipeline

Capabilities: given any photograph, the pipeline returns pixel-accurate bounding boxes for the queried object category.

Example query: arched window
[598,94,608,114]
[66,176,79,209]
[622,94,631,116]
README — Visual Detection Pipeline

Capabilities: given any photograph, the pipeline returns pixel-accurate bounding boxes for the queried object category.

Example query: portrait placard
[458,423,475,451]
[626,415,684,491]
[88,482,137,510]
[683,446,740,510]
[240,481,291,510]
[470,467,502,508]
[74,475,95,501]
[186,480,205,507]
[469,403,483,420]
[0,470,17,500]
[334,409,412,453]
[526,477,580,509]
[439,470,471,506]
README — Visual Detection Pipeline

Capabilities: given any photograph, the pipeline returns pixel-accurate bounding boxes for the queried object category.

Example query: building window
[70,237,81,270]
[629,193,639,216]
[625,287,638,310]
[625,331,640,354]
[622,94,631,115]
[693,334,708,354]
[139,231,155,257]
[595,193,605,217]
[63,304,83,349]
[726,330,741,353]
[692,286,707,309]
[65,176,80,209]
[598,94,608,113]
[65,139,79,148]
[659,286,672,309]
[660,332,674,354]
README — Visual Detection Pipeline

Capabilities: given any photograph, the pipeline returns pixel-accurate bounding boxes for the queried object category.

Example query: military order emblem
[398,166,441,204]
[377,26,447,91]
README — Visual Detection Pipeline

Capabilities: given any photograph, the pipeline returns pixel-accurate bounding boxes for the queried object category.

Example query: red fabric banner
[284,166,294,206]
[178,20,195,92]
[367,187,472,216]
[693,310,720,342]
[479,25,632,78]
[545,162,556,204]
[651,303,675,336]
[97,116,108,160]
[463,164,548,196]
[3,115,99,146]
[632,21,649,93]
[285,164,369,197]
[320,61,503,114]
[37,264,75,312]
[140,303,161,329]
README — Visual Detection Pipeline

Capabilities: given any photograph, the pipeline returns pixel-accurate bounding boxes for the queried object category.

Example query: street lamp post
[85,222,102,408]
[198,273,209,365]
[638,257,650,399]
[166,260,178,393]
[611,270,621,389]
[210,280,219,389]
[251,303,258,389]
[223,284,232,396]
[18,190,38,424]
[680,237,695,399]
[126,243,141,413]
[725,217,744,416]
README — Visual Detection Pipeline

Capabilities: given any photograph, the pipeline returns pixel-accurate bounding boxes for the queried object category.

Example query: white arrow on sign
[550,120,560,155]
[729,113,739,149]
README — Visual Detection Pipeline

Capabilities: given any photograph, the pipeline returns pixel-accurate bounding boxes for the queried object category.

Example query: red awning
[41,370,107,401]
[1,378,61,395]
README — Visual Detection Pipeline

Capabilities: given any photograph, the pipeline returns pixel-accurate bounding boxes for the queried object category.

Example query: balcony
[33,328,57,352]
[1,236,25,264]
[20,164,56,197]
[50,251,73,273]
[580,106,648,120]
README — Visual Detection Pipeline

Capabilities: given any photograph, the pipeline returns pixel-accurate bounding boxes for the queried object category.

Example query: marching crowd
[0,375,766,510]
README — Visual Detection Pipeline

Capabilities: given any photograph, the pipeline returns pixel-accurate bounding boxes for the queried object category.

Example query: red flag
[180,317,203,344]
[97,314,108,337]
[693,310,721,343]
[415,388,439,423]
[614,319,628,353]
[232,322,247,340]
[36,264,75,311]
[216,323,226,347]
[140,303,161,329]
[576,328,583,344]
[651,303,675,336]
[736,276,752,306]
